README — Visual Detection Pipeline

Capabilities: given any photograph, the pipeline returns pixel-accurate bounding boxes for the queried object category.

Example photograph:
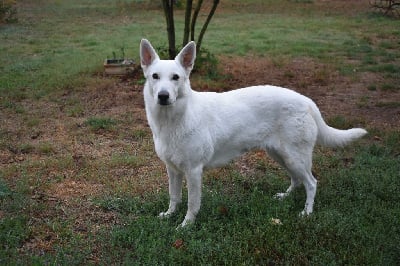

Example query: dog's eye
[152,73,159,79]
[172,74,179,81]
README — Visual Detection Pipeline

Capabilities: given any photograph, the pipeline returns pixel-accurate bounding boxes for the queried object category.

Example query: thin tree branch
[196,0,219,54]
[190,0,203,42]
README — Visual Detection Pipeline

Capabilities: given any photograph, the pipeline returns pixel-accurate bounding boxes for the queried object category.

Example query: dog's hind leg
[277,148,317,216]
[267,148,302,200]
[287,161,317,216]
[300,169,317,216]
[267,115,318,215]
[159,165,184,218]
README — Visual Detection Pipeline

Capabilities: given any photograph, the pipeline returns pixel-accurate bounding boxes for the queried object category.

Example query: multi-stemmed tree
[162,0,220,59]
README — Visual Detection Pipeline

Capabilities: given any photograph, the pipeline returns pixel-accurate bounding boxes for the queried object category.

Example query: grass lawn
[1,0,400,265]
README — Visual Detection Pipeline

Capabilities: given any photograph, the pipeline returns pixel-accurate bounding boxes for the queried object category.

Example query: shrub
[0,0,17,23]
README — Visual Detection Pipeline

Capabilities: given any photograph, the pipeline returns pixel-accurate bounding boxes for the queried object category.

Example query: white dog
[139,39,367,227]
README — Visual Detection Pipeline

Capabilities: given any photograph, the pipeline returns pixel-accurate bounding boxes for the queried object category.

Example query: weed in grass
[110,153,145,168]
[371,63,400,74]
[327,115,354,129]
[271,56,290,69]
[283,69,295,79]
[18,143,35,154]
[362,55,378,65]
[1,100,25,113]
[67,104,84,117]
[379,40,398,50]
[338,64,358,76]
[85,117,117,131]
[357,95,370,108]
[381,83,399,92]
[38,142,54,155]
[382,130,400,155]
[376,101,400,108]
[136,78,146,85]
[312,67,331,86]
[0,178,12,198]
[291,0,314,3]
[367,84,377,91]
[25,118,40,128]
[132,129,147,141]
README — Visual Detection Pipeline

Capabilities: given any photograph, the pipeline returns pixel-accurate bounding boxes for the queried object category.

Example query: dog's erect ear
[175,41,196,74]
[140,39,160,73]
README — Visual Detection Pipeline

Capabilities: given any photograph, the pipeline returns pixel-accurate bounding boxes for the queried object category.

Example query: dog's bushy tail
[310,103,367,147]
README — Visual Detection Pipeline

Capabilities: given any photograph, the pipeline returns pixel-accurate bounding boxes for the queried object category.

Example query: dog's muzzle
[158,90,170,106]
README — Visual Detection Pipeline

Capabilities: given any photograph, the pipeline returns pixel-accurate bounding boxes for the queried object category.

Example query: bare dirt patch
[214,56,399,129]
[49,179,104,201]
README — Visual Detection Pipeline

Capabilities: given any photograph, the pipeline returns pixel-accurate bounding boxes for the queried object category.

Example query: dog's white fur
[140,39,367,227]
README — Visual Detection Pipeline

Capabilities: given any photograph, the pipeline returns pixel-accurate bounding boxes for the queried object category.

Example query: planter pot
[104,59,136,75]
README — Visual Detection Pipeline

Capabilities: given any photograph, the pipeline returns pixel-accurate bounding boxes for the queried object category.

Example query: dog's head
[140,39,196,106]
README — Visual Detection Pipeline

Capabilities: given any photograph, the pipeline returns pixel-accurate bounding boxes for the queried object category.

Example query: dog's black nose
[158,91,170,105]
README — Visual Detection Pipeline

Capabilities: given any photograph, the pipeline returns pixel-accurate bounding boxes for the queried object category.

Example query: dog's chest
[152,122,213,171]
[152,130,188,166]
[153,135,173,160]
[153,137,192,172]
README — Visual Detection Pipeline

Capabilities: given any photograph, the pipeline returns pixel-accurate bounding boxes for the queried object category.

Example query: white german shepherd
[140,39,367,227]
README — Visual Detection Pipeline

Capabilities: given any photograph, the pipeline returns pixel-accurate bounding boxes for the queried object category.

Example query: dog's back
[186,85,315,165]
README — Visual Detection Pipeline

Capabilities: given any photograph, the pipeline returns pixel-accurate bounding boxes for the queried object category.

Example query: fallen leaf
[270,218,283,225]
[373,136,382,141]
[172,239,184,249]
[218,205,229,216]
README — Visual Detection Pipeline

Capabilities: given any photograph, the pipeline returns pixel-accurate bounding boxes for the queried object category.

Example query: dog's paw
[158,211,172,219]
[274,192,288,200]
[299,209,312,218]
[299,203,314,217]
[176,218,194,230]
[176,213,196,229]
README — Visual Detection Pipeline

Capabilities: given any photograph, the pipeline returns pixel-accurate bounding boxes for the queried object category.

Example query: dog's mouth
[158,99,171,106]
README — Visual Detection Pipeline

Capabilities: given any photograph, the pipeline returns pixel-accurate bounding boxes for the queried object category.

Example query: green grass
[1,128,399,265]
[2,136,399,265]
[110,153,145,168]
[85,117,117,131]
[1,0,399,102]
[0,1,163,101]
[104,139,400,265]
[1,0,400,265]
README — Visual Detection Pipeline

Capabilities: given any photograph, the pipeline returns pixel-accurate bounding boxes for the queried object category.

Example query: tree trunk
[162,0,220,58]
[162,0,176,59]
[183,0,193,46]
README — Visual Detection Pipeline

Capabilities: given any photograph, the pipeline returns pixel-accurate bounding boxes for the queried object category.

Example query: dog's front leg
[179,166,203,228]
[159,165,183,218]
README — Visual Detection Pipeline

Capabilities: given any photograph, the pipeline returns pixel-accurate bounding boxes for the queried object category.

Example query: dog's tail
[310,103,367,147]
